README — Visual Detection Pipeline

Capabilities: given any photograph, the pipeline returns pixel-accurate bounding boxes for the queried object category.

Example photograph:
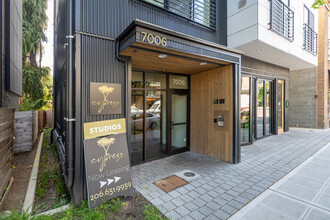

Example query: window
[270,0,294,41]
[141,0,216,29]
[282,0,289,6]
[304,6,314,30]
[303,5,317,55]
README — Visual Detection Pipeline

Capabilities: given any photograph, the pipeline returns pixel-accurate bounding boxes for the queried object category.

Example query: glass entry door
[252,78,273,140]
[277,80,284,134]
[169,91,189,154]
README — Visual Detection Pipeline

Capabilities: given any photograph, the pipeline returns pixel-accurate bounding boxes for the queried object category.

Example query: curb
[34,204,71,217]
[22,132,44,214]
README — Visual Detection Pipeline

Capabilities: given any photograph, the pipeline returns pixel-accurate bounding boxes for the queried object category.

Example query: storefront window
[131,71,189,164]
[131,71,143,88]
[240,76,250,144]
[145,91,167,160]
[146,72,166,89]
[131,90,144,164]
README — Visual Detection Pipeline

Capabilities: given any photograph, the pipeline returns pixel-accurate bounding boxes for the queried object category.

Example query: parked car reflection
[131,112,160,130]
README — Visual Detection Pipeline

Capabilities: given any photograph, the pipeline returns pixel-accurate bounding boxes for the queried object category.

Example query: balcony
[303,24,317,55]
[270,0,294,41]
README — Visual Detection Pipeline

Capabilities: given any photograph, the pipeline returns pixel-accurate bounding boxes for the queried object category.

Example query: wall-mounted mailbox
[217,115,225,127]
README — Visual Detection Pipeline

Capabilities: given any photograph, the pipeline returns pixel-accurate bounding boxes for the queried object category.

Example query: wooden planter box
[14,111,38,153]
[0,108,15,199]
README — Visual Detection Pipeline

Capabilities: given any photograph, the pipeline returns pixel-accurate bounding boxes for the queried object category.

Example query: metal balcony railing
[141,0,216,29]
[270,0,294,41]
[303,24,317,55]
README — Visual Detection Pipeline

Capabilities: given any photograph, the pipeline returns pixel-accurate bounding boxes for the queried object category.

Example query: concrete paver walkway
[131,128,330,219]
[229,142,330,220]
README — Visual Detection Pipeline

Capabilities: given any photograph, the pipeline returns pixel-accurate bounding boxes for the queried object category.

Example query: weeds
[142,204,165,220]
[109,198,122,213]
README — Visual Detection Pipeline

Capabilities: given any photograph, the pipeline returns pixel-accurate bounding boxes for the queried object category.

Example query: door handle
[170,121,174,130]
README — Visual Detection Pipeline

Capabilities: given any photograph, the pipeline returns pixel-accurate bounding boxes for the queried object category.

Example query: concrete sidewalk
[230,142,330,220]
[132,128,330,219]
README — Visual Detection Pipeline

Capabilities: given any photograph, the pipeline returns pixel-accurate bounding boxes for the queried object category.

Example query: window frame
[140,0,216,30]
[304,5,315,30]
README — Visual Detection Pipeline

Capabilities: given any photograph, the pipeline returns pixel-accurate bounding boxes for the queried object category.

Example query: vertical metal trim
[143,72,146,161]
[274,78,278,135]
[249,76,253,144]
[126,58,132,161]
[4,0,9,91]
[263,81,266,136]
[233,63,241,164]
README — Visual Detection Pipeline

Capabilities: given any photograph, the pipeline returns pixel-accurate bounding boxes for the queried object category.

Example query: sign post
[83,118,133,208]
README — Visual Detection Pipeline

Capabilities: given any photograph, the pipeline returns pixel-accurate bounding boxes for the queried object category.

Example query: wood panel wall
[190,65,233,163]
[14,111,38,153]
[0,108,15,195]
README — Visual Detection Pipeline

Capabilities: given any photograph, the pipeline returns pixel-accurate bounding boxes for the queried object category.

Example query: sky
[41,0,54,75]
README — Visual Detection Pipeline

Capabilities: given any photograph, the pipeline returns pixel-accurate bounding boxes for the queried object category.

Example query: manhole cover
[184,172,195,177]
[154,175,189,193]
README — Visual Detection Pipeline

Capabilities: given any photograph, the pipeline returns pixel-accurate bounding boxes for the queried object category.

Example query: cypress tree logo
[91,137,123,172]
[90,83,122,115]
[97,85,115,113]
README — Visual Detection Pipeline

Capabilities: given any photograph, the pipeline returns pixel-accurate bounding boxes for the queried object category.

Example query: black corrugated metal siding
[72,34,126,202]
[76,0,227,45]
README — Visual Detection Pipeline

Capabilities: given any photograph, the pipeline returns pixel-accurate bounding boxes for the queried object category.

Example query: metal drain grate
[184,172,195,177]
[154,175,189,193]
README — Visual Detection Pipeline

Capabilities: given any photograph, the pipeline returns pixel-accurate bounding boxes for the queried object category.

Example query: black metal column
[233,63,241,164]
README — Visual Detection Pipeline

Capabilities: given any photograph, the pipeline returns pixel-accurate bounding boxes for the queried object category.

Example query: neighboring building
[1,0,22,109]
[228,0,320,141]
[316,5,329,128]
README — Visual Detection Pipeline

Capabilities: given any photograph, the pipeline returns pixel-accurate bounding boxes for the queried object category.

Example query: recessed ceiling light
[158,54,167,58]
[257,48,264,52]
[200,62,207,65]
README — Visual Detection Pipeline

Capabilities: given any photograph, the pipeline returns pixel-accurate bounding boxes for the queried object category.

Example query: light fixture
[158,54,167,58]
[256,48,264,52]
[200,62,207,65]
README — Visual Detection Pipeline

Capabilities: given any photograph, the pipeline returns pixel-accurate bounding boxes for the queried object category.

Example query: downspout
[66,0,75,188]
[116,41,129,152]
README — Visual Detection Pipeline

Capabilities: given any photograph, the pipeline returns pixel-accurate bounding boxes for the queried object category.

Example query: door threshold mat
[154,175,189,193]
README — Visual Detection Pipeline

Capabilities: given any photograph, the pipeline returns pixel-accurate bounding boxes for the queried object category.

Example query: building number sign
[141,32,167,47]
[172,79,185,86]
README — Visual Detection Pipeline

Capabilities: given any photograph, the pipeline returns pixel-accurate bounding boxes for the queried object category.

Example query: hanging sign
[83,118,133,208]
[90,82,122,115]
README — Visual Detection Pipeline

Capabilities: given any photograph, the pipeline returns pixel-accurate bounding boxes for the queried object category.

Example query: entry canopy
[118,20,241,75]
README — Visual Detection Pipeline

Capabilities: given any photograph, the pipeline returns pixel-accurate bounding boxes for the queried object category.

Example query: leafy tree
[22,0,48,66]
[20,0,52,111]
[312,0,329,8]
